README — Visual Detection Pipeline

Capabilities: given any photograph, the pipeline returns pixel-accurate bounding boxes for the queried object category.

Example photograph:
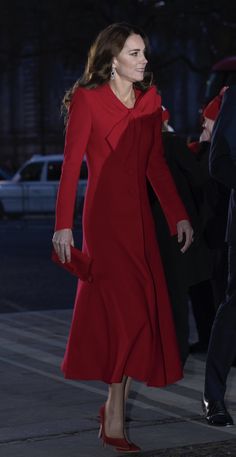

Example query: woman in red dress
[52,22,193,453]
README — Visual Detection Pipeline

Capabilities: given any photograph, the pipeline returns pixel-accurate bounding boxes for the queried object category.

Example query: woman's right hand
[52,228,74,263]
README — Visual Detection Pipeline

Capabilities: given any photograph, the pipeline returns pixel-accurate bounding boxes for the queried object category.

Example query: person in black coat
[149,109,213,365]
[188,91,230,352]
[203,82,236,427]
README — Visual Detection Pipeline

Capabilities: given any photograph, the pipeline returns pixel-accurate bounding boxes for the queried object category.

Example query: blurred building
[0,0,235,169]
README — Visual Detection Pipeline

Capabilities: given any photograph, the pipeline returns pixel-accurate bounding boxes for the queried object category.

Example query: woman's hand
[177,220,193,253]
[52,228,74,263]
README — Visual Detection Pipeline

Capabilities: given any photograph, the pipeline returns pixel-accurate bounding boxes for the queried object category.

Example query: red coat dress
[55,83,189,387]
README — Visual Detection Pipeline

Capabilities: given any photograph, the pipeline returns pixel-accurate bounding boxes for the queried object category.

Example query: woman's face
[113,34,148,83]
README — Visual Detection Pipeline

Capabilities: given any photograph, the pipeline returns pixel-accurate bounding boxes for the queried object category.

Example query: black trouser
[210,245,228,310]
[205,245,236,400]
[167,284,189,366]
[189,280,216,347]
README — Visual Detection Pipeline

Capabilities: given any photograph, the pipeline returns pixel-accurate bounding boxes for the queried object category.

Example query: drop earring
[111,67,115,80]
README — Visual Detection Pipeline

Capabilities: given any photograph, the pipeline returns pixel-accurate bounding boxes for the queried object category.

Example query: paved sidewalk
[1,309,236,457]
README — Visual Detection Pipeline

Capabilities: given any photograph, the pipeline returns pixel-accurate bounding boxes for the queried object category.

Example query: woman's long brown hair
[62,22,153,116]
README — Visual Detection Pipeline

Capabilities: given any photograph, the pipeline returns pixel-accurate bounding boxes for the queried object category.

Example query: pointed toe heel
[98,404,141,453]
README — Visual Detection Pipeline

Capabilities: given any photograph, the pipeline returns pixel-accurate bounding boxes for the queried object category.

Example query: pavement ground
[1,309,236,457]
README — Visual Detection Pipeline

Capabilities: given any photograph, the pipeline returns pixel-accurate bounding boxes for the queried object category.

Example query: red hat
[203,86,228,121]
[161,105,170,123]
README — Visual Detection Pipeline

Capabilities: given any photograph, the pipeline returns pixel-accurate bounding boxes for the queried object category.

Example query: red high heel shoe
[98,404,141,453]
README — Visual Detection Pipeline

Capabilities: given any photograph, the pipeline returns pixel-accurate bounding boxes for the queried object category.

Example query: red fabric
[203,86,229,121]
[55,83,189,387]
[203,96,221,121]
[188,141,201,154]
[161,106,170,122]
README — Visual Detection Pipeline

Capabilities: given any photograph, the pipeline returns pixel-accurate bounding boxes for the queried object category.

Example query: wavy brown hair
[62,22,153,115]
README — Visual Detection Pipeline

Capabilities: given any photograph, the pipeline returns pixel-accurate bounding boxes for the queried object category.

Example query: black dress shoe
[202,396,234,426]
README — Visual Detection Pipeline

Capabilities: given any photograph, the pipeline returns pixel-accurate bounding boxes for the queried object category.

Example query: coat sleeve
[209,86,236,190]
[55,89,92,230]
[146,112,189,235]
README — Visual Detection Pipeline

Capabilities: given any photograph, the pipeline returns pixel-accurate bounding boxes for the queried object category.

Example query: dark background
[0,0,236,171]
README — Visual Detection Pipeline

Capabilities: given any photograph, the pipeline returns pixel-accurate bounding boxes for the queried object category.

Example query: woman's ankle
[104,402,124,438]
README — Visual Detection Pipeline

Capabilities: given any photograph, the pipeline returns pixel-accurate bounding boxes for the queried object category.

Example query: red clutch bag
[51,246,93,282]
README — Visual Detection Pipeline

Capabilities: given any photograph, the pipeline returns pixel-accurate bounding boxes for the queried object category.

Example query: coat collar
[97,84,161,150]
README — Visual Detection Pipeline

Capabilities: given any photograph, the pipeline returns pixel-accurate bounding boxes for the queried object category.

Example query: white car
[0,154,88,218]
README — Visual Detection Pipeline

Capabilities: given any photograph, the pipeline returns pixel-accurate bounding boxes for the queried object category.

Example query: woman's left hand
[177,220,194,253]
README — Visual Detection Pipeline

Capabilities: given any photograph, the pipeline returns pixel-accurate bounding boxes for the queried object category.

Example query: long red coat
[55,83,189,387]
